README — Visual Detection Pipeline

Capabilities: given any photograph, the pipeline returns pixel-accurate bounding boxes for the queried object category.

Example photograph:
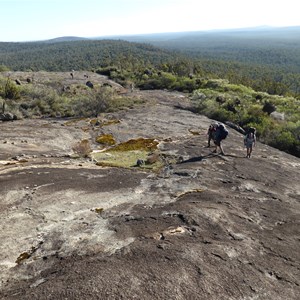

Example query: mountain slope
[0,39,177,71]
[0,88,299,299]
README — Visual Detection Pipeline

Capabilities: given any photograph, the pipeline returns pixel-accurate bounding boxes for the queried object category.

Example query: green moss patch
[92,138,163,170]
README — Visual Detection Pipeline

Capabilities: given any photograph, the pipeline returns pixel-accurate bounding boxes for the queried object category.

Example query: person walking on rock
[212,123,228,155]
[207,123,217,147]
[244,127,256,158]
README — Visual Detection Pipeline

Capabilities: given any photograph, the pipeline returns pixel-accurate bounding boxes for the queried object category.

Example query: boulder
[270,111,285,121]
[86,81,94,88]
[0,112,17,121]
[225,121,245,134]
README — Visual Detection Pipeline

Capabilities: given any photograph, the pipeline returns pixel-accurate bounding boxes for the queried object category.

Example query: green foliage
[136,71,199,92]
[191,80,300,157]
[209,107,234,123]
[0,78,20,113]
[18,84,72,117]
[0,64,10,72]
[269,130,296,152]
[173,77,199,92]
[2,31,300,97]
[0,40,179,73]
[96,66,119,76]
[73,85,144,117]
[148,29,300,97]
[3,79,20,100]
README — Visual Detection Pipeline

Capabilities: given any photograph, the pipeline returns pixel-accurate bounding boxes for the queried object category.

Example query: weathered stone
[0,85,299,300]
[0,112,17,121]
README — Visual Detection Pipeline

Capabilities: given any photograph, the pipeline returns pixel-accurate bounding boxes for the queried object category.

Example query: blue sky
[1,0,299,42]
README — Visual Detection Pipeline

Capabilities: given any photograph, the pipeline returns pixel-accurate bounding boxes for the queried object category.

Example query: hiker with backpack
[212,123,228,155]
[207,123,217,147]
[244,127,256,158]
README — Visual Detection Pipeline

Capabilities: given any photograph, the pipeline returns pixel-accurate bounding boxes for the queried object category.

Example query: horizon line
[1,25,300,43]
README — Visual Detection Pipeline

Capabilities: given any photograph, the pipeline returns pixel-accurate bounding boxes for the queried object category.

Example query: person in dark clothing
[207,123,217,147]
[212,123,228,155]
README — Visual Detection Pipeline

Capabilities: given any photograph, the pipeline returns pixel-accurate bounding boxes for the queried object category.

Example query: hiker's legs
[208,136,211,147]
[219,142,225,155]
[213,140,219,153]
[213,139,224,154]
[246,145,252,158]
[249,145,253,157]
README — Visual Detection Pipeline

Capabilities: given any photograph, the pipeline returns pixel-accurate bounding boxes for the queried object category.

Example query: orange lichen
[109,138,158,152]
[95,134,116,146]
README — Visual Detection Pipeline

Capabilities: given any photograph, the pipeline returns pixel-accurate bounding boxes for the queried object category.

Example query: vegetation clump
[72,139,92,158]
[109,138,158,152]
[92,138,163,170]
[95,134,116,146]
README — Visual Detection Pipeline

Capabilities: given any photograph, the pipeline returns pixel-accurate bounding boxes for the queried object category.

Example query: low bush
[72,139,91,158]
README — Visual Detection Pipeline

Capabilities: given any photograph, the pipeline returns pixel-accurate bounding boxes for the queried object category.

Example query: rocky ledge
[0,90,299,299]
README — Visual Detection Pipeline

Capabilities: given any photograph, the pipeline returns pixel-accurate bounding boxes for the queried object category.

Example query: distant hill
[107,26,300,68]
[0,39,178,72]
[98,26,300,43]
[43,36,89,43]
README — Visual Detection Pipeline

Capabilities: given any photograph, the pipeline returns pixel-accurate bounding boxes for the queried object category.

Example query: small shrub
[74,86,113,117]
[204,79,229,90]
[209,107,233,123]
[96,66,119,76]
[224,83,254,94]
[72,139,91,158]
[262,102,276,115]
[0,65,10,72]
[216,95,226,105]
[268,130,297,154]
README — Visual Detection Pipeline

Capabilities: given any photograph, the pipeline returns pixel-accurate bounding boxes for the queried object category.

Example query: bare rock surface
[0,87,299,299]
